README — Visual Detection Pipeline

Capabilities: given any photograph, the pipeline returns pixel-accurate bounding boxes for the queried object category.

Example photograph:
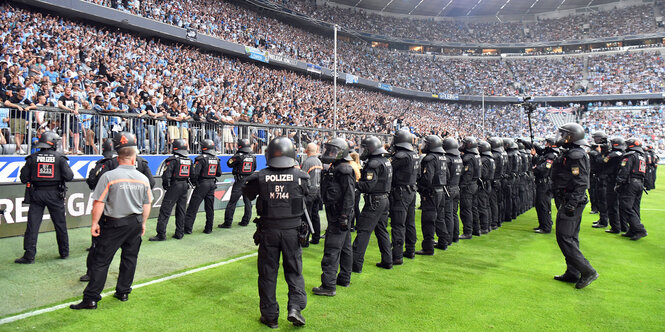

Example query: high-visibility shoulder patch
[571,167,580,176]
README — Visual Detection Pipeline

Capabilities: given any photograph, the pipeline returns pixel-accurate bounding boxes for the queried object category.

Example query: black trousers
[390,187,417,259]
[352,188,361,230]
[489,181,500,228]
[445,186,460,244]
[555,200,595,278]
[224,177,252,225]
[303,193,322,242]
[23,190,68,259]
[156,181,189,238]
[589,175,598,212]
[478,185,491,231]
[352,195,391,269]
[502,178,513,222]
[84,216,142,301]
[511,178,520,219]
[420,189,444,252]
[258,227,306,320]
[493,181,503,227]
[605,182,622,231]
[184,179,217,233]
[460,183,478,236]
[535,181,553,232]
[434,190,448,245]
[320,210,352,289]
[518,176,527,214]
[594,178,608,225]
[618,179,647,235]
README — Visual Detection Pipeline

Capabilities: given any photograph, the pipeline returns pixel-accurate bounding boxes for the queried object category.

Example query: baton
[302,201,315,234]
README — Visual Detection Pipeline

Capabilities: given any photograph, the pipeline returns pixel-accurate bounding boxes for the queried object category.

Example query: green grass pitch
[1,168,664,331]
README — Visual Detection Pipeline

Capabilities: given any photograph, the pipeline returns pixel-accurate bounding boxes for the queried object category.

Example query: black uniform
[222,152,256,226]
[155,154,191,239]
[490,150,504,229]
[603,150,624,232]
[504,149,519,221]
[459,152,480,237]
[184,153,222,233]
[478,154,495,233]
[389,149,420,259]
[87,156,155,190]
[353,155,393,270]
[518,150,529,214]
[533,148,557,232]
[616,151,648,237]
[645,149,658,191]
[444,154,463,244]
[589,148,609,226]
[417,152,447,253]
[319,161,356,289]
[18,149,74,261]
[243,167,309,322]
[552,147,596,280]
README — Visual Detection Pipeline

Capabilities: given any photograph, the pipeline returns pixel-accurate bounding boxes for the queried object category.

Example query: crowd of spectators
[587,52,665,95]
[272,0,659,43]
[583,105,665,152]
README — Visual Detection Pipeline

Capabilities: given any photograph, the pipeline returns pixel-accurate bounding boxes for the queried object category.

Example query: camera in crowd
[520,96,537,114]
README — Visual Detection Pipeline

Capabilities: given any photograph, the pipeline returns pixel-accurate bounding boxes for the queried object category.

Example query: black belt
[174,179,188,182]
[535,178,551,184]
[365,193,389,198]
[32,183,59,189]
[630,177,644,182]
[101,214,141,227]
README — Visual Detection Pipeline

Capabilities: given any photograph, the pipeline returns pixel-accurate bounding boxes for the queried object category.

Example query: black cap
[112,132,137,150]
[35,131,61,149]
[265,137,296,168]
[172,139,189,156]
[392,129,413,151]
[201,139,215,155]
[422,135,444,154]
[361,136,388,161]
[238,138,252,153]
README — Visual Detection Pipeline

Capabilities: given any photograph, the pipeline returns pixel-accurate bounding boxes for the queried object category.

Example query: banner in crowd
[267,53,299,67]
[378,83,392,92]
[245,46,270,63]
[306,64,322,74]
[0,176,239,238]
[438,94,460,101]
[346,74,358,84]
[0,154,267,183]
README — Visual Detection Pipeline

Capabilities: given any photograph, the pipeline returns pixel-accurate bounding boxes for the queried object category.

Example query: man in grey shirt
[71,132,152,310]
[301,143,323,245]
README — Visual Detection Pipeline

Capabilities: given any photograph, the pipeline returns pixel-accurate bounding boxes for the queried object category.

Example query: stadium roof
[328,0,624,17]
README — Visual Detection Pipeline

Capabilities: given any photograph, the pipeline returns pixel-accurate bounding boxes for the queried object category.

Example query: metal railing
[0,105,391,156]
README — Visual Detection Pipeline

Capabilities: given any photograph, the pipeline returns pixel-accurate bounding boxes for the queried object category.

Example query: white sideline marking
[641,208,665,211]
[0,252,258,325]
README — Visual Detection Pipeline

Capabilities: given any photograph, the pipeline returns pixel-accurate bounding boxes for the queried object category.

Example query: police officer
[416,135,447,255]
[533,137,558,234]
[517,141,530,214]
[602,137,626,234]
[644,144,658,191]
[80,136,154,281]
[590,131,609,228]
[301,143,323,245]
[70,132,152,309]
[551,123,598,289]
[150,139,191,241]
[15,132,74,264]
[352,136,393,270]
[184,139,221,234]
[443,137,463,245]
[219,138,256,228]
[588,131,606,215]
[478,140,495,234]
[459,137,480,239]
[313,138,355,297]
[615,138,648,240]
[243,137,308,328]
[505,139,521,221]
[488,137,505,230]
[389,129,420,262]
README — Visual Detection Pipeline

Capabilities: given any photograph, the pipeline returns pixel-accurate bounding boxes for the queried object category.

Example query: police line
[0,154,268,238]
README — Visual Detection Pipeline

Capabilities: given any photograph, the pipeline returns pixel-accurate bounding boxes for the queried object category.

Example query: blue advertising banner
[245,46,269,63]
[346,73,358,84]
[306,64,322,74]
[378,83,393,92]
[0,154,267,183]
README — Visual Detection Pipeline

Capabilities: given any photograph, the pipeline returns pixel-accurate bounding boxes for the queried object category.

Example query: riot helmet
[478,140,492,156]
[321,138,351,164]
[238,138,252,153]
[625,137,644,153]
[392,129,414,151]
[442,137,460,156]
[488,137,504,153]
[35,131,61,149]
[172,139,189,156]
[460,136,479,155]
[557,123,588,147]
[361,136,388,161]
[102,139,115,159]
[265,137,297,168]
[422,135,444,154]
[201,139,216,156]
[610,137,626,151]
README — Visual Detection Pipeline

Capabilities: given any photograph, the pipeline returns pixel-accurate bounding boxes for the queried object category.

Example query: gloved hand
[564,206,575,217]
[339,217,349,231]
